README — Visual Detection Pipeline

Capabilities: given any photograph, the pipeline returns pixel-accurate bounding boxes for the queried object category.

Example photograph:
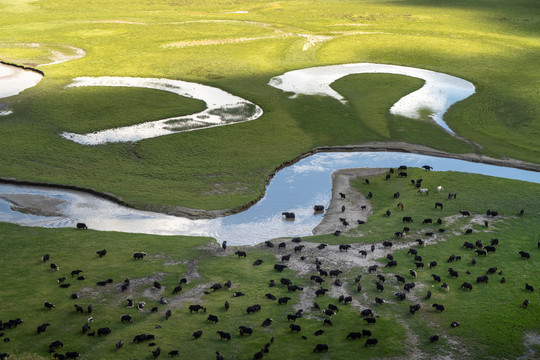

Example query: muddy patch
[313,168,384,235]
[0,194,66,217]
[269,236,441,317]
[519,331,540,359]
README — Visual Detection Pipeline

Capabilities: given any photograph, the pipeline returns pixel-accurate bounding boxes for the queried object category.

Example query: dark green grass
[0,0,538,213]
[36,86,207,133]
[309,168,540,357]
[0,170,538,358]
[0,224,407,359]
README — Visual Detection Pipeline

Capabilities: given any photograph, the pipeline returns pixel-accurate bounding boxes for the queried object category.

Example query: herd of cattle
[0,165,537,360]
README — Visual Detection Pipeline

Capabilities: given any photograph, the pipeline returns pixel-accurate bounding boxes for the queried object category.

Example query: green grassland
[0,170,538,359]
[0,0,538,212]
[0,2,539,358]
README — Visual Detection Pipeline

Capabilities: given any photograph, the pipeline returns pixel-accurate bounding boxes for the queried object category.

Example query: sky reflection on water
[0,152,538,245]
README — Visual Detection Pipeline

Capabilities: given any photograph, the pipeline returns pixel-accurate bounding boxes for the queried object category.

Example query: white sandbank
[268,63,476,134]
[60,77,263,145]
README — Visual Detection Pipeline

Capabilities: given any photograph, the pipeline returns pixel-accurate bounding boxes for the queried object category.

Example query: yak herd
[0,165,536,360]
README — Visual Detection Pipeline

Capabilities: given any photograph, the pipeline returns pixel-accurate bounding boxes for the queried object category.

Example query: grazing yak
[274,264,287,272]
[347,332,362,340]
[289,324,301,333]
[279,297,292,304]
[313,344,329,352]
[44,301,55,310]
[363,317,376,325]
[246,305,261,314]
[460,282,473,291]
[477,275,489,284]
[115,340,124,352]
[97,327,111,336]
[365,338,378,346]
[409,304,421,315]
[280,278,292,286]
[216,331,231,340]
[239,326,253,336]
[339,244,351,252]
[37,323,50,334]
[189,304,206,313]
[487,209,499,217]
[49,340,64,350]
[133,252,147,260]
[395,291,407,301]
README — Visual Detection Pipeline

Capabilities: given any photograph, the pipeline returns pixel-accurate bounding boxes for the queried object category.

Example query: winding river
[0,151,538,245]
[0,62,537,245]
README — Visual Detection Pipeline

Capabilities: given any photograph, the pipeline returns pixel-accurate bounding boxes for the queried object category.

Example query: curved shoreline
[1,142,538,220]
[0,60,45,76]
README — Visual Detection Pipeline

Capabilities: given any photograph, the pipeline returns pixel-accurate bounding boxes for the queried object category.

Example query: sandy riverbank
[312,167,386,235]
[0,194,66,217]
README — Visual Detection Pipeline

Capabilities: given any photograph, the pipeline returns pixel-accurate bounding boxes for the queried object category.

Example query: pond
[0,151,538,245]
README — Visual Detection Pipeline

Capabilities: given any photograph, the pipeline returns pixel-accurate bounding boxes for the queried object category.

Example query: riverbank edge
[0,60,45,76]
[1,142,538,219]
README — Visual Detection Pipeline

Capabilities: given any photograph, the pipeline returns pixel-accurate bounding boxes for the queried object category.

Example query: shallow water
[0,152,538,245]
[268,63,476,134]
[0,63,43,100]
[60,77,263,145]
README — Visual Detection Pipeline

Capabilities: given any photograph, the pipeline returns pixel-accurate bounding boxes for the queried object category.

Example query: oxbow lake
[0,152,538,246]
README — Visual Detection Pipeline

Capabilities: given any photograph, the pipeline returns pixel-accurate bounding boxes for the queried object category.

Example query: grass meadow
[0,0,539,358]
[0,170,538,359]
[0,0,538,211]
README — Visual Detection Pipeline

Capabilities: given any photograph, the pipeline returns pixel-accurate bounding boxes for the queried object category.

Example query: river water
[0,151,538,245]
